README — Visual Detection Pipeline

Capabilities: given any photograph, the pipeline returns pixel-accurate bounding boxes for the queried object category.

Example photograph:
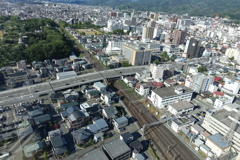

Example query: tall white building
[221,80,240,95]
[149,64,164,79]
[106,40,128,54]
[225,48,240,62]
[188,73,214,93]
[149,86,193,109]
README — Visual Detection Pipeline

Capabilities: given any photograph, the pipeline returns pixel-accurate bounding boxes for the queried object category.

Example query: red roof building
[213,91,224,97]
[152,81,164,88]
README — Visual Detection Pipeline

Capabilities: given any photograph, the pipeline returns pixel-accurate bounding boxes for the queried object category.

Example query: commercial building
[103,139,131,160]
[149,86,193,109]
[225,48,240,61]
[202,107,240,152]
[56,71,77,80]
[142,26,154,40]
[123,44,151,66]
[173,30,187,46]
[184,38,202,58]
[167,101,194,115]
[221,80,240,95]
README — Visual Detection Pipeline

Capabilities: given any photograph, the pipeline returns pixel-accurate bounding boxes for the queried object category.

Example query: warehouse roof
[169,101,194,111]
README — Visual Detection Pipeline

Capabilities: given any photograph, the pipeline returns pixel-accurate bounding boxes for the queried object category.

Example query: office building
[147,21,156,27]
[173,30,187,46]
[149,86,193,109]
[109,12,117,17]
[142,26,154,40]
[123,44,151,66]
[184,38,202,58]
[150,13,158,21]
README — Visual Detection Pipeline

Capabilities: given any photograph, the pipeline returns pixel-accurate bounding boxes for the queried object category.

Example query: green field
[77,29,102,35]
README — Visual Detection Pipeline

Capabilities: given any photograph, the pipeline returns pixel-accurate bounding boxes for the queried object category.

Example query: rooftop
[207,133,232,150]
[78,148,108,160]
[152,86,193,98]
[103,139,131,158]
[169,101,194,111]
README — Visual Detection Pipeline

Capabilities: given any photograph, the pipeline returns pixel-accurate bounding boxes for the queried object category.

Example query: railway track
[114,81,200,160]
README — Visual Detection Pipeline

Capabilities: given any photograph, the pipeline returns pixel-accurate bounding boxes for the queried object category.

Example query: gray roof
[28,109,43,117]
[103,139,131,158]
[18,125,33,139]
[72,128,92,142]
[169,101,194,111]
[152,86,193,98]
[114,116,128,124]
[192,124,204,132]
[94,82,106,88]
[207,133,232,149]
[50,136,63,148]
[68,110,85,122]
[87,124,99,133]
[94,119,108,129]
[78,148,108,160]
[33,114,51,125]
[103,106,118,119]
[54,146,68,155]
[121,132,133,140]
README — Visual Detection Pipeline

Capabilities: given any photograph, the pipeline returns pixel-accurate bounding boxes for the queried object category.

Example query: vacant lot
[76,29,101,35]
[0,31,3,39]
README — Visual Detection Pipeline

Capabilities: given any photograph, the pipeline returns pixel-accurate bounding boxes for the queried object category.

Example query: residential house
[62,89,79,102]
[86,89,100,99]
[78,148,109,160]
[28,109,43,118]
[71,128,92,145]
[152,81,164,88]
[48,129,68,157]
[191,124,204,135]
[93,132,104,143]
[33,114,51,125]
[199,131,211,141]
[167,101,194,116]
[113,116,128,132]
[65,106,90,131]
[87,119,108,134]
[120,132,134,144]
[93,82,106,93]
[164,79,177,87]
[213,91,224,97]
[50,93,64,103]
[123,77,138,87]
[101,92,114,106]
[129,140,143,154]
[136,85,150,96]
[135,70,151,82]
[102,106,118,119]
[23,141,45,158]
[103,139,131,160]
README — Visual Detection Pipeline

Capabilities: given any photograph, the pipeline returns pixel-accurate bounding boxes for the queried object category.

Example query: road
[0,66,146,106]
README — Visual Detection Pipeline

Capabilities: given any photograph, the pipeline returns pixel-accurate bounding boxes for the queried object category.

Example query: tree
[63,151,68,156]
[121,61,131,67]
[198,66,207,73]
[107,64,114,69]
[80,32,86,35]
[43,151,47,159]
[153,59,159,64]
[170,54,177,61]
[229,56,234,61]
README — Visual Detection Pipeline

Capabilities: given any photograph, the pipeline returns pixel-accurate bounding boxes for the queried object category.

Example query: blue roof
[94,118,108,129]
[207,133,232,149]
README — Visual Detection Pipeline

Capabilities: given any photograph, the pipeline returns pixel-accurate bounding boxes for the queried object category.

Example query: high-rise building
[173,30,187,46]
[150,13,158,21]
[123,44,152,66]
[131,17,136,26]
[187,73,214,93]
[142,26,154,40]
[150,64,164,79]
[153,28,162,38]
[184,38,202,58]
[109,12,117,17]
[147,21,156,27]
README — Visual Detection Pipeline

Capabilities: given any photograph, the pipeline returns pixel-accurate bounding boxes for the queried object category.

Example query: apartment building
[149,63,164,79]
[202,107,240,152]
[149,86,193,109]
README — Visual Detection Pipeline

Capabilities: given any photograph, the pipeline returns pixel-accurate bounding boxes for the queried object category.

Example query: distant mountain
[48,0,240,19]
